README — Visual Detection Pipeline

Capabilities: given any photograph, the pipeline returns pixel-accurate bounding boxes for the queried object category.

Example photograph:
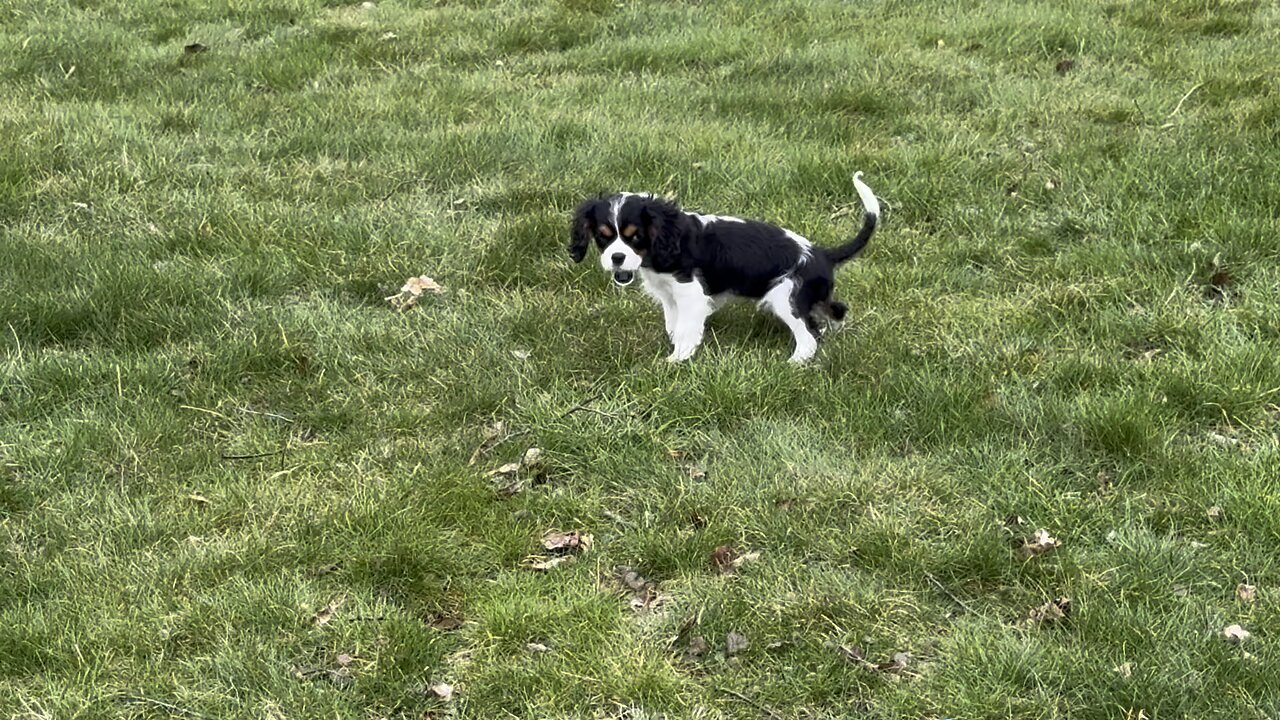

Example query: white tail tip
[852,171,880,217]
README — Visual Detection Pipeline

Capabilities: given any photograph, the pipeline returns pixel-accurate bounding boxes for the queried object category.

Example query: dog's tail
[824,171,880,265]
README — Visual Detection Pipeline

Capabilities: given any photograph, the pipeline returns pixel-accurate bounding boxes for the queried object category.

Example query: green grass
[2,0,1279,717]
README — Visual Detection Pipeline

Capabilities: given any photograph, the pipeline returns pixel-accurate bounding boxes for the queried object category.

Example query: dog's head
[569,193,687,286]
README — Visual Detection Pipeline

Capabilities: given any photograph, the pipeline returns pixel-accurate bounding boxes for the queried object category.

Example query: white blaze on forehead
[609,193,635,228]
[609,192,654,228]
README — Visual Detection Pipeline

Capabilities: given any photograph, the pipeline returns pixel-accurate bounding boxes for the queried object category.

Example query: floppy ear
[568,199,597,263]
[640,200,685,273]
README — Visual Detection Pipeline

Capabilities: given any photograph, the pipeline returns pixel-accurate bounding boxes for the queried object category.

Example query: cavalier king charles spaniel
[569,172,879,363]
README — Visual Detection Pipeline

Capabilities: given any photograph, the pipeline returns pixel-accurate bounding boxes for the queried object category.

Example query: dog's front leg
[661,297,679,341]
[666,283,712,362]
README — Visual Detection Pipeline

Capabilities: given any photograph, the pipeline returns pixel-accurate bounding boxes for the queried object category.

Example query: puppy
[569,172,879,363]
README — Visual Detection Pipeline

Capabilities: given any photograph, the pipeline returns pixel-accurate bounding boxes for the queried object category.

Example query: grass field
[3,0,1280,717]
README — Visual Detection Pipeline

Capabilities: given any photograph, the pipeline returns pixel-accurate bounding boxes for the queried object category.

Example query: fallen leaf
[828,642,865,664]
[686,465,706,480]
[726,631,749,656]
[1113,662,1133,678]
[1236,583,1257,604]
[511,349,531,360]
[184,42,208,54]
[1207,505,1224,521]
[485,447,543,481]
[612,566,665,612]
[730,550,761,570]
[428,682,453,701]
[1020,528,1061,558]
[386,275,444,310]
[311,598,345,626]
[526,642,552,653]
[543,530,592,554]
[1207,431,1240,448]
[1223,624,1251,644]
[1027,596,1072,625]
[1055,58,1075,74]
[684,635,709,662]
[429,614,464,631]
[468,421,507,466]
[1205,266,1234,303]
[486,462,522,477]
[187,493,210,506]
[874,651,911,673]
[313,563,342,576]
[526,555,574,571]
[336,653,355,667]
[380,31,397,40]
[710,545,738,574]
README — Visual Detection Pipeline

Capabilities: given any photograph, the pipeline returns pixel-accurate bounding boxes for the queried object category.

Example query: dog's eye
[621,224,637,239]
[598,224,614,239]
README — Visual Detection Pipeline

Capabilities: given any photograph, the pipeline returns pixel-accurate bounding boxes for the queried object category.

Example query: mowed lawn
[2,0,1279,717]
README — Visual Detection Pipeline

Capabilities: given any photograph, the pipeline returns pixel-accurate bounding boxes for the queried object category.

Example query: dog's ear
[640,200,684,272]
[568,199,598,263]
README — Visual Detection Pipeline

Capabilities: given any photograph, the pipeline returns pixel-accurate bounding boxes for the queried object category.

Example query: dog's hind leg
[761,278,818,363]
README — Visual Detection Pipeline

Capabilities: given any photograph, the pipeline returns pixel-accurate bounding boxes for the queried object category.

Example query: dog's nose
[610,253,626,266]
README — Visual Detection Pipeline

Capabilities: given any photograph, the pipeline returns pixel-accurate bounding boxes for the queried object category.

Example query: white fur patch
[784,229,814,263]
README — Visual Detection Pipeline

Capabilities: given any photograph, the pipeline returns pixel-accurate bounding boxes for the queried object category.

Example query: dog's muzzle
[612,270,635,287]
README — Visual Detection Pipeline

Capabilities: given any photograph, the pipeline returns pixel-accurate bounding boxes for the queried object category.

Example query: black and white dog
[569,173,879,363]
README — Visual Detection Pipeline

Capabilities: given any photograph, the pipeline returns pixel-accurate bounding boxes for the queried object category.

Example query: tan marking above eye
[621,224,637,238]
[598,224,614,238]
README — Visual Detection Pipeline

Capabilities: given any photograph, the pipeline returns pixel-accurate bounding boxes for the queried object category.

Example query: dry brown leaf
[710,545,738,574]
[874,651,911,673]
[613,566,663,612]
[1223,624,1251,644]
[829,642,866,664]
[485,462,522,477]
[311,598,345,626]
[386,275,444,310]
[543,530,592,554]
[726,631,749,656]
[684,635,709,662]
[468,421,506,466]
[1236,583,1257,604]
[1021,528,1061,558]
[1055,58,1075,74]
[429,614,464,631]
[428,682,453,701]
[1027,596,1072,625]
[526,556,574,571]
